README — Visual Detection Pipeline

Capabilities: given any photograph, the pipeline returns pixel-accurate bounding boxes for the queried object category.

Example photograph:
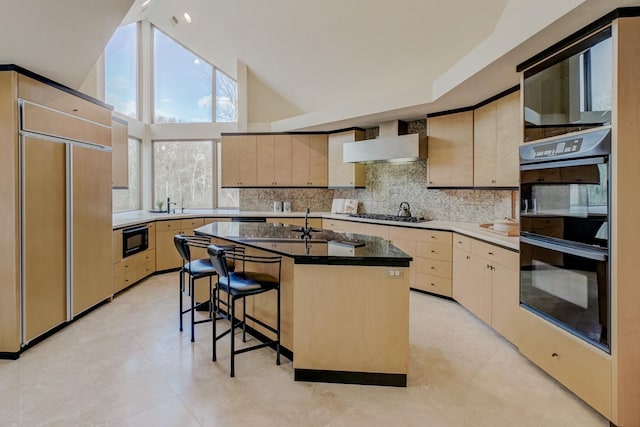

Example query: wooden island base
[195,222,411,387]
[292,264,409,387]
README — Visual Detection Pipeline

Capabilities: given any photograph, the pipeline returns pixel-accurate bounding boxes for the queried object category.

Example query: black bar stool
[207,244,282,377]
[174,235,217,342]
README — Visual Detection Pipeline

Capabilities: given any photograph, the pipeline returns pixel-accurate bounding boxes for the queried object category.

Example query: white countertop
[113,210,519,251]
[112,209,327,228]
[322,214,519,250]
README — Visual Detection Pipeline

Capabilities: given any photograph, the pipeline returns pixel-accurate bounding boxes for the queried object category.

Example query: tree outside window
[153,140,213,208]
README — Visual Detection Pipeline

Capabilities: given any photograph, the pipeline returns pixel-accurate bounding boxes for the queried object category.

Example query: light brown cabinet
[72,146,113,316]
[427,111,474,187]
[222,133,328,188]
[0,69,113,353]
[291,134,328,187]
[452,233,520,343]
[111,118,128,188]
[519,308,611,418]
[256,135,292,186]
[155,218,205,271]
[21,137,68,342]
[113,223,156,294]
[473,90,520,187]
[328,130,366,188]
[221,135,257,187]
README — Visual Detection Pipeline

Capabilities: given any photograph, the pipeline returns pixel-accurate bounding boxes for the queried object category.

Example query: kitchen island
[194,221,411,386]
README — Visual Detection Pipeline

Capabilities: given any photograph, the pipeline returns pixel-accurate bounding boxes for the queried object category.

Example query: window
[105,23,138,118]
[153,28,213,123]
[113,138,141,212]
[217,142,239,207]
[216,69,238,122]
[153,140,214,208]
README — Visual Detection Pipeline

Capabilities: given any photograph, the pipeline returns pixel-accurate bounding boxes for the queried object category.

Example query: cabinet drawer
[155,220,181,232]
[181,218,205,229]
[471,239,519,268]
[415,258,452,279]
[21,102,111,147]
[519,309,612,418]
[388,226,418,241]
[416,241,452,262]
[140,249,156,265]
[389,226,423,241]
[136,260,156,281]
[453,233,471,252]
[18,74,112,126]
[414,273,452,297]
[114,269,138,293]
[415,229,452,244]
[114,256,139,277]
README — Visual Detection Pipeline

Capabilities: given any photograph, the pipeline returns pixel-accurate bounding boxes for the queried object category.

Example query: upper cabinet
[256,134,293,186]
[221,134,257,187]
[221,133,328,188]
[111,118,128,188]
[473,90,520,187]
[328,129,366,188]
[291,134,328,187]
[427,111,474,187]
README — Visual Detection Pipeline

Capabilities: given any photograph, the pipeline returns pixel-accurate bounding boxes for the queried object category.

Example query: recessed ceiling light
[183,12,192,23]
[141,0,151,7]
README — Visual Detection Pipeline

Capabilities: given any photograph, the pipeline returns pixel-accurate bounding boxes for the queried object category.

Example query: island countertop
[194,222,412,267]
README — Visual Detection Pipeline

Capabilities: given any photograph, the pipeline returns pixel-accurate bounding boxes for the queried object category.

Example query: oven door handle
[520,156,607,171]
[521,235,608,262]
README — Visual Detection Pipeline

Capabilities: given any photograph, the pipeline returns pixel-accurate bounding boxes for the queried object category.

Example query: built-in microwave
[523,26,612,142]
[122,225,149,258]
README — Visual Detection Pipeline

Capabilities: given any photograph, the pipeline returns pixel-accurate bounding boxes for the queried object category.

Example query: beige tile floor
[0,272,609,427]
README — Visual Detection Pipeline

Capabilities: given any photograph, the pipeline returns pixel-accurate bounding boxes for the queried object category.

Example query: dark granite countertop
[194,222,412,267]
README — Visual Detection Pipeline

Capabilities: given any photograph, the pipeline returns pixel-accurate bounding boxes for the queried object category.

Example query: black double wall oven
[519,128,610,351]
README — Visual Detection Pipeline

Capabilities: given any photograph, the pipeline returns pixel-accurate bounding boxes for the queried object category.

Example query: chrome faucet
[397,201,412,217]
[167,197,177,214]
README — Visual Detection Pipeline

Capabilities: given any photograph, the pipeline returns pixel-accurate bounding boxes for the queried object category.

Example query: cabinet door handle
[551,353,558,358]
[430,250,436,253]
[488,252,494,255]
[466,255,470,260]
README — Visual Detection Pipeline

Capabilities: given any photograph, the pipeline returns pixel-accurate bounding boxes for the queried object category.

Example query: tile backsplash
[239,162,515,223]
[239,120,516,223]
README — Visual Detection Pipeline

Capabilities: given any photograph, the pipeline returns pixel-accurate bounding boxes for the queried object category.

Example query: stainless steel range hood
[343,120,427,163]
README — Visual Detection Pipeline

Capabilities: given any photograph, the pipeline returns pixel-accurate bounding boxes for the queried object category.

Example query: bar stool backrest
[174,235,191,262]
[208,245,231,279]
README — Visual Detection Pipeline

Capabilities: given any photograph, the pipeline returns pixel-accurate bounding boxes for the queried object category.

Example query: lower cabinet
[519,308,612,419]
[112,223,156,294]
[414,230,453,297]
[155,219,205,271]
[452,233,520,345]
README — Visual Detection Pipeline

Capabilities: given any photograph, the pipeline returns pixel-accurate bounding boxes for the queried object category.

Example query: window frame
[112,136,142,213]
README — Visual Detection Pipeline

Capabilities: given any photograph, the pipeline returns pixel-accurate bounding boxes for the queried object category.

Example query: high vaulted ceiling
[1,0,638,131]
[122,0,640,130]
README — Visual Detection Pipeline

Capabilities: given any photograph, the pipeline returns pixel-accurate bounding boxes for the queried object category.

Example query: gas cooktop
[348,213,427,223]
